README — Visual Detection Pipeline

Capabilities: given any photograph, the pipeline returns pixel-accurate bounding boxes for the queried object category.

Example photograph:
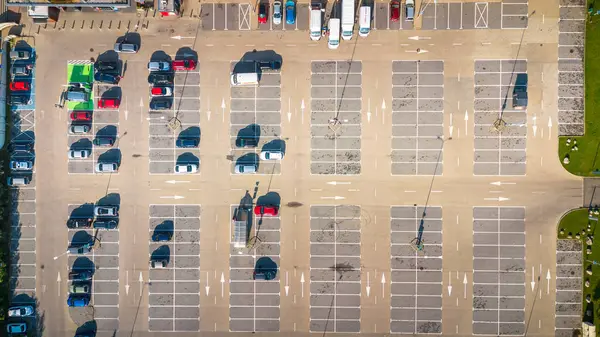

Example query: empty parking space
[310,61,362,175]
[558,0,585,136]
[472,207,525,336]
[67,204,119,331]
[392,60,444,176]
[230,61,281,175]
[501,1,529,29]
[419,1,526,30]
[554,240,582,337]
[473,60,527,176]
[309,205,361,333]
[149,63,201,175]
[229,205,281,332]
[68,85,120,175]
[200,3,252,30]
[390,206,443,334]
[148,204,201,332]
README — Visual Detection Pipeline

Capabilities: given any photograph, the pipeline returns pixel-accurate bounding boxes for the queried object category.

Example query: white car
[273,1,282,25]
[8,305,34,317]
[259,150,284,161]
[150,259,168,269]
[95,162,118,173]
[9,161,33,171]
[68,149,91,159]
[174,163,198,173]
[94,206,118,217]
[147,61,171,72]
[150,86,173,97]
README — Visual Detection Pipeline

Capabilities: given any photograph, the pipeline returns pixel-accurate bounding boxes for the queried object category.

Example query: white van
[341,0,355,40]
[358,6,371,37]
[230,72,259,86]
[328,18,341,50]
[309,5,322,41]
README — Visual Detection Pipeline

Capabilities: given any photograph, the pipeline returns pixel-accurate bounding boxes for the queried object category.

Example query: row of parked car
[234,135,285,174]
[147,58,197,110]
[6,305,34,335]
[8,49,34,106]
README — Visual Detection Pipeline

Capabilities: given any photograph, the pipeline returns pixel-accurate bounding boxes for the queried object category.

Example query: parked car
[258,2,268,24]
[8,306,34,317]
[95,162,118,173]
[273,1,282,25]
[175,138,199,148]
[390,0,400,21]
[9,161,33,171]
[6,323,27,334]
[254,205,279,216]
[10,81,30,91]
[67,217,93,229]
[94,72,120,84]
[69,125,90,134]
[94,206,118,217]
[259,150,284,160]
[98,98,120,109]
[68,149,91,159]
[150,87,173,97]
[68,270,93,281]
[149,98,172,110]
[67,241,93,255]
[11,64,33,78]
[10,95,32,106]
[235,136,259,148]
[93,219,118,230]
[67,294,90,307]
[172,59,196,71]
[93,137,114,147]
[253,266,277,280]
[10,50,31,60]
[7,176,30,186]
[9,142,33,152]
[152,230,173,242]
[70,111,92,121]
[113,42,138,53]
[95,61,119,72]
[69,283,90,294]
[148,72,174,85]
[285,0,296,24]
[234,163,258,174]
[257,60,282,71]
[148,61,171,72]
[150,258,168,269]
[174,163,198,174]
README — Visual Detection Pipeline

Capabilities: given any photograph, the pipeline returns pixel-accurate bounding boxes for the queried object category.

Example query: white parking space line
[309,205,361,333]
[391,60,444,176]
[554,240,582,336]
[472,206,526,336]
[229,205,281,332]
[390,206,443,334]
[148,204,201,332]
[473,60,527,176]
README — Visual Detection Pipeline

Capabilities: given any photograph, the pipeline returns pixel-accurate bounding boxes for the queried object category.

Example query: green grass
[558,208,600,330]
[66,63,94,110]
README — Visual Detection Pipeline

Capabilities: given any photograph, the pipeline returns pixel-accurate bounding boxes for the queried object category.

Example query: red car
[70,111,92,121]
[258,3,268,24]
[390,0,400,21]
[172,59,197,71]
[254,205,279,217]
[98,98,120,109]
[10,81,30,91]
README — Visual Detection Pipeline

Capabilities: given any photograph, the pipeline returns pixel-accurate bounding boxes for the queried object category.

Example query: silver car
[68,149,91,159]
[273,1,282,25]
[114,42,138,53]
[234,163,258,174]
[94,206,118,217]
[95,162,118,173]
[8,305,34,317]
[69,125,90,134]
[174,163,198,173]
[147,61,171,72]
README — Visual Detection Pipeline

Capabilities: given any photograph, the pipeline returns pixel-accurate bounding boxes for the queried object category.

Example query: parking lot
[148,64,201,175]
[554,240,582,337]
[229,205,281,332]
[310,61,362,175]
[309,205,361,333]
[419,1,528,30]
[67,204,120,331]
[230,61,282,175]
[391,60,444,176]
[473,60,527,176]
[201,3,309,31]
[390,206,443,334]
[148,205,201,332]
[472,207,525,336]
[557,1,585,135]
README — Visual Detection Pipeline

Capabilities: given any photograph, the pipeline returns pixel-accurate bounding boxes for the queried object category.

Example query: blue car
[67,294,90,307]
[7,322,27,334]
[285,0,295,24]
[152,230,173,242]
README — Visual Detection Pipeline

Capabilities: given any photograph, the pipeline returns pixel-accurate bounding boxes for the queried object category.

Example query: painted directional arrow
[160,195,185,200]
[171,35,195,40]
[125,271,130,295]
[408,36,431,40]
[449,112,454,138]
[530,267,536,291]
[220,272,225,298]
[165,180,189,184]
[300,272,305,298]
[532,113,537,137]
[490,181,516,186]
[464,110,469,136]
[463,273,468,299]
[284,271,290,296]
[57,272,61,297]
[205,272,210,296]
[320,196,345,200]
[546,269,551,295]
[381,273,386,297]
[366,272,371,297]
[447,271,452,296]
[548,116,553,140]
[484,197,510,201]
[327,181,351,186]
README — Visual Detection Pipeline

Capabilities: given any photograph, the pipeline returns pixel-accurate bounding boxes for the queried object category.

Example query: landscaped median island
[557,208,600,334]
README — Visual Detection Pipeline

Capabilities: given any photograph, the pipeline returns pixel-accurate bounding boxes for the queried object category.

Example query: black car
[175,138,199,148]
[257,60,282,71]
[67,217,93,229]
[10,95,31,106]
[9,142,33,152]
[68,270,93,281]
[253,266,277,280]
[95,61,119,72]
[93,219,118,230]
[235,136,259,148]
[148,72,174,85]
[150,98,172,110]
[151,230,173,242]
[94,72,120,84]
[93,137,114,147]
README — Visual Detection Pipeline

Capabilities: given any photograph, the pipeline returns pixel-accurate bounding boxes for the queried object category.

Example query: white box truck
[310,3,322,41]
[341,0,355,40]
[358,5,371,37]
[232,207,251,252]
[328,18,341,49]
